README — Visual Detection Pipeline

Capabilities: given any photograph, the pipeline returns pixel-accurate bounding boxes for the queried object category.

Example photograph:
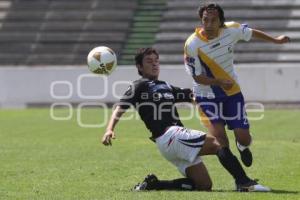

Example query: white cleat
[236,179,271,192]
[247,184,271,192]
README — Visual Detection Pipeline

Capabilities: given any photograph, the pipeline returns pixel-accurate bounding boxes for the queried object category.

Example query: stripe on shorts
[178,134,206,148]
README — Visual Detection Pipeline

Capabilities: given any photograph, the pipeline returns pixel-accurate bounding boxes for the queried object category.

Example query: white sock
[236,141,248,151]
[237,133,252,151]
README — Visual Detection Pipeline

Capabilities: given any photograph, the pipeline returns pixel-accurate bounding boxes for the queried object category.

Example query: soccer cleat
[239,148,253,167]
[236,179,271,192]
[132,174,158,191]
[133,182,147,191]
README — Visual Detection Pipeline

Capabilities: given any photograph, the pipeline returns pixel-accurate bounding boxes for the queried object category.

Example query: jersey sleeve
[226,21,253,42]
[171,85,193,103]
[119,82,140,109]
[184,40,202,77]
[238,23,253,41]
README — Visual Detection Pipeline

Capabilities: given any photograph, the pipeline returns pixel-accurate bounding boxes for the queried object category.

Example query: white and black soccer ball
[87,46,117,75]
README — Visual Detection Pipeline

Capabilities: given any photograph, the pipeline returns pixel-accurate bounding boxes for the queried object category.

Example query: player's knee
[214,135,229,147]
[240,138,251,146]
[216,146,235,160]
[210,137,221,154]
[205,135,220,154]
[237,134,252,146]
[235,129,252,146]
[208,123,228,146]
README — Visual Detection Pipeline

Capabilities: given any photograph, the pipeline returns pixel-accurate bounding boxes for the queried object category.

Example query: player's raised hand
[102,130,116,146]
[217,79,234,90]
[275,35,291,44]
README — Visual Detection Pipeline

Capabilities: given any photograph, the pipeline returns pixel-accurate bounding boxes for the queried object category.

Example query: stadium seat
[155,0,300,64]
[0,0,137,65]
[0,0,299,65]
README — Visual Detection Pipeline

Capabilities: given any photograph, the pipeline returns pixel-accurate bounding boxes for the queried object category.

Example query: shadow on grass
[268,189,299,194]
[127,189,299,194]
[213,189,299,194]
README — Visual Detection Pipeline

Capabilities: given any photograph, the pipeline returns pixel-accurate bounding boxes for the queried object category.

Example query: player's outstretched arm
[102,105,126,146]
[193,75,234,90]
[252,29,290,44]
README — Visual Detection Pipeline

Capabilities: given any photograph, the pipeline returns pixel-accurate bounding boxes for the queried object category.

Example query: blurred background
[0,0,299,108]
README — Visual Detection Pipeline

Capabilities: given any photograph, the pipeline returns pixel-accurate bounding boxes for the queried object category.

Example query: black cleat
[236,179,271,192]
[132,174,158,191]
[239,148,253,167]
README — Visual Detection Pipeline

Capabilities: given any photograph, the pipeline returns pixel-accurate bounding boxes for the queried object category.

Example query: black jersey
[119,78,192,139]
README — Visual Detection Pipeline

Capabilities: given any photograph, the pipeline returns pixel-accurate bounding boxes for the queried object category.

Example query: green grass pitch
[0,108,299,200]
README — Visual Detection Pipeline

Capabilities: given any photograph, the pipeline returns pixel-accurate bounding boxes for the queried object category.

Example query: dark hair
[134,47,159,76]
[198,3,225,27]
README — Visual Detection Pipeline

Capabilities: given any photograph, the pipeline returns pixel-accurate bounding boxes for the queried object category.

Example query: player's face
[201,10,221,37]
[139,53,160,80]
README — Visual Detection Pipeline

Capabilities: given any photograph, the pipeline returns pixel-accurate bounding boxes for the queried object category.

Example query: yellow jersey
[184,21,253,98]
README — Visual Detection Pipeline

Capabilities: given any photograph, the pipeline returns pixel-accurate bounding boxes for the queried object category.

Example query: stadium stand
[119,0,167,65]
[0,0,299,65]
[0,0,138,65]
[155,0,300,64]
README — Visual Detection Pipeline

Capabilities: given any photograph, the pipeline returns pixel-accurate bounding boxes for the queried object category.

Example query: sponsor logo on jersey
[210,42,221,49]
[241,24,249,33]
[185,56,195,67]
[163,92,174,99]
[150,83,172,92]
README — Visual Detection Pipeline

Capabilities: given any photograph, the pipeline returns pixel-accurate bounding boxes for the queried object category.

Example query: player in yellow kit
[184,3,290,191]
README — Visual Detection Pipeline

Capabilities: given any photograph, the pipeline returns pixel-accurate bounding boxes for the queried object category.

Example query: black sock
[154,178,195,191]
[216,147,251,184]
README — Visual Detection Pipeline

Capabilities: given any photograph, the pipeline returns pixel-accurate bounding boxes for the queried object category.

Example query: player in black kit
[102,48,268,192]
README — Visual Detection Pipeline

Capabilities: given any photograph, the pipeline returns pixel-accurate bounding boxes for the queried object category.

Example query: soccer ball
[87,46,117,75]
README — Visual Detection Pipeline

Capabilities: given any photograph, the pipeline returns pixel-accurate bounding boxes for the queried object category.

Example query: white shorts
[155,126,206,176]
